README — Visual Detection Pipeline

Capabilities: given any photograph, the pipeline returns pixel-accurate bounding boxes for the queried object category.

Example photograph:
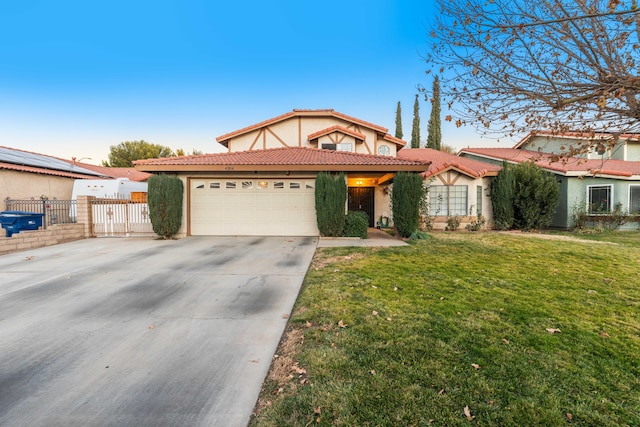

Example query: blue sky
[0,0,487,164]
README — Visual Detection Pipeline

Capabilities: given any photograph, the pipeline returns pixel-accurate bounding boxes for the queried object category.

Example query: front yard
[252,232,640,426]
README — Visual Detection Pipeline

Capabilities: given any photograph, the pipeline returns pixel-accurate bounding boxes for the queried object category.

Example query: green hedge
[315,172,347,236]
[148,174,183,239]
[344,211,369,238]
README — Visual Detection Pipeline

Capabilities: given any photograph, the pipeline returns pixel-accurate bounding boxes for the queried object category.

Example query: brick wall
[0,223,87,255]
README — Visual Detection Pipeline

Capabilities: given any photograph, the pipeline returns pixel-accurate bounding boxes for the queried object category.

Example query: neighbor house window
[242,181,253,189]
[587,185,612,214]
[225,181,237,189]
[429,185,468,216]
[630,185,640,213]
[209,182,221,189]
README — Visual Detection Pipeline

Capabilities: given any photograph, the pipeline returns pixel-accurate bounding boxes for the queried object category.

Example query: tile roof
[515,130,640,148]
[307,125,367,141]
[460,147,640,178]
[216,109,392,144]
[134,146,429,172]
[396,148,501,178]
[70,163,151,181]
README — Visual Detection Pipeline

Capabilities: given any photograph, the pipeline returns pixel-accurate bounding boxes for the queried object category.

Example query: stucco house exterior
[134,109,430,237]
[397,148,501,229]
[459,131,640,229]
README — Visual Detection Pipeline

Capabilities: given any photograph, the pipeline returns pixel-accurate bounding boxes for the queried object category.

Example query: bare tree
[426,0,640,154]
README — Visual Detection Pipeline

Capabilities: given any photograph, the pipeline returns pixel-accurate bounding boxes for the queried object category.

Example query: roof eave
[135,164,428,173]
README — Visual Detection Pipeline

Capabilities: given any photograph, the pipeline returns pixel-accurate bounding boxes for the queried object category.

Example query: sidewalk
[317,228,408,247]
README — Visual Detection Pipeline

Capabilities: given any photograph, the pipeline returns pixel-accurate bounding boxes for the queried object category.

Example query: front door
[348,187,375,227]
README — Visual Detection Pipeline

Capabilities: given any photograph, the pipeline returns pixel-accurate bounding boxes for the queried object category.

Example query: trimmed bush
[344,211,369,238]
[315,172,347,237]
[512,162,560,231]
[491,161,560,231]
[148,174,183,239]
[391,172,424,238]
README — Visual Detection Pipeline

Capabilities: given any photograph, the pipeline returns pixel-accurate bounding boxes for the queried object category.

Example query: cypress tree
[411,94,421,148]
[490,161,515,230]
[148,174,183,239]
[395,101,403,139]
[427,75,442,150]
[315,172,346,236]
[391,172,423,237]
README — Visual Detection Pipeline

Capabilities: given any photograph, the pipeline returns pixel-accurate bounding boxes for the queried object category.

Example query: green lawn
[252,232,640,426]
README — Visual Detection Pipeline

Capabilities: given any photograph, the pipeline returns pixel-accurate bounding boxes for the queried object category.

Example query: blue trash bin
[0,211,45,237]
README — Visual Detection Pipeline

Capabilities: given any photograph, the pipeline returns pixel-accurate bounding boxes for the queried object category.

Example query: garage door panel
[191,179,319,236]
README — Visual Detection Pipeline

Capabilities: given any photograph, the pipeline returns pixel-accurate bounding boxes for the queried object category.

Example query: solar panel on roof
[0,147,103,176]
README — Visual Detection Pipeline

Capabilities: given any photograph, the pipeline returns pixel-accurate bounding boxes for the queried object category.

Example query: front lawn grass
[252,232,640,426]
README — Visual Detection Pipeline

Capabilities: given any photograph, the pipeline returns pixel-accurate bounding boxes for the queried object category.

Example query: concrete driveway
[0,236,317,427]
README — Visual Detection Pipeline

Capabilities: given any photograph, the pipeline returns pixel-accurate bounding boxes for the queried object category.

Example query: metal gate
[91,199,155,237]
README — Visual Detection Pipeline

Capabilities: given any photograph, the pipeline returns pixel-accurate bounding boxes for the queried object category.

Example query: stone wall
[0,223,87,255]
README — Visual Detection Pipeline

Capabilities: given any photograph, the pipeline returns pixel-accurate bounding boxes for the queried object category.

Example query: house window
[242,181,253,189]
[322,143,352,152]
[289,182,301,189]
[274,181,285,189]
[476,186,483,216]
[429,185,468,216]
[209,182,221,189]
[378,145,390,156]
[630,185,640,213]
[226,181,237,189]
[587,185,612,214]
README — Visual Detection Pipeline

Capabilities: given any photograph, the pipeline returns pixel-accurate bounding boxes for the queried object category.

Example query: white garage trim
[190,178,319,236]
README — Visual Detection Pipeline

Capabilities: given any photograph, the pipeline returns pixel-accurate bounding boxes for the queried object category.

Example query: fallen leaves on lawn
[372,310,379,316]
[566,412,573,421]
[463,405,475,421]
[471,363,481,370]
[502,338,510,345]
[337,320,347,328]
[600,331,610,338]
[546,328,561,334]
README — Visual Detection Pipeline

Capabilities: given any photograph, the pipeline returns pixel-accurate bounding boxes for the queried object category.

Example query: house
[134,109,429,237]
[1,146,150,203]
[0,146,109,201]
[459,131,640,229]
[397,148,501,229]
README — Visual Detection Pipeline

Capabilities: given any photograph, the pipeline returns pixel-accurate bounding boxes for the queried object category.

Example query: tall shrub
[315,172,347,237]
[148,174,183,239]
[490,161,515,230]
[391,172,424,237]
[512,162,560,231]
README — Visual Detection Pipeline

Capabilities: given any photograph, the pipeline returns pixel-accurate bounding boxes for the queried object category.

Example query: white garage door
[190,178,319,236]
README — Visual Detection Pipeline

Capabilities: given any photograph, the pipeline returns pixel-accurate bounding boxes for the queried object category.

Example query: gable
[216,109,405,156]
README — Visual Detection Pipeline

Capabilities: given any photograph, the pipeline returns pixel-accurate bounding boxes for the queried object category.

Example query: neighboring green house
[459,131,640,229]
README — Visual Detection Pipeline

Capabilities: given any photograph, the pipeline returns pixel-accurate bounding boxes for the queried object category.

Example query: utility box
[0,211,45,237]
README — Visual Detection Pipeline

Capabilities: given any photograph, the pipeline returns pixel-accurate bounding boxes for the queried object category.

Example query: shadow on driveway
[0,236,317,427]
